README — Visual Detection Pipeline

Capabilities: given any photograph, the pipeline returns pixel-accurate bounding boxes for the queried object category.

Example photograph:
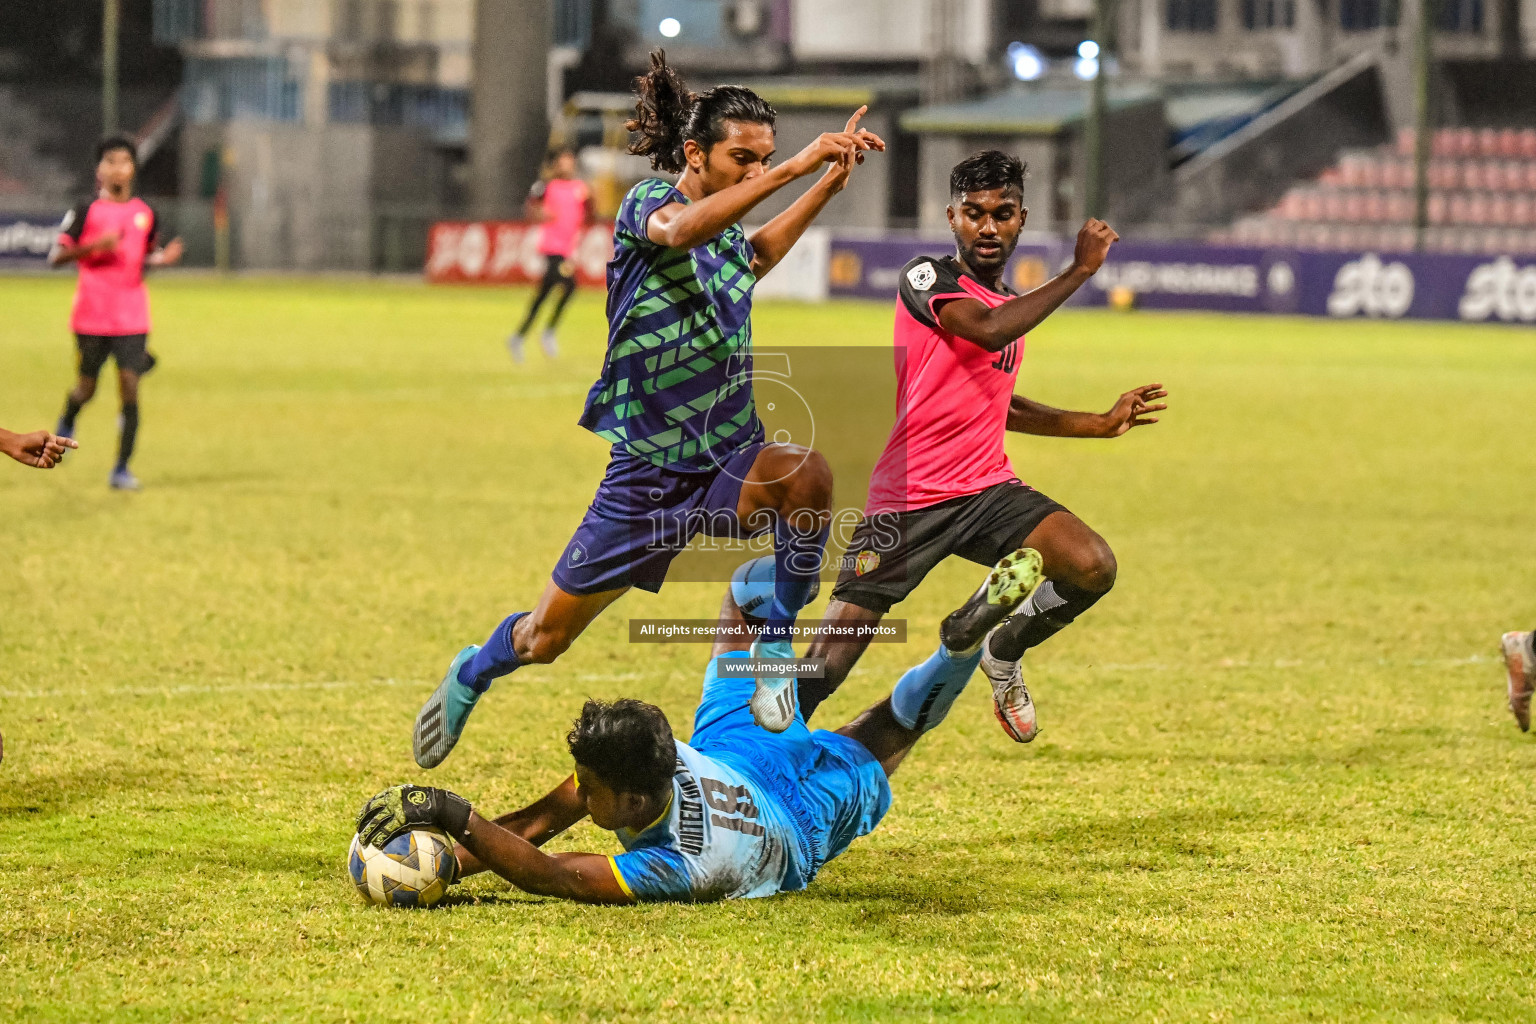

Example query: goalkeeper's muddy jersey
[608,740,805,902]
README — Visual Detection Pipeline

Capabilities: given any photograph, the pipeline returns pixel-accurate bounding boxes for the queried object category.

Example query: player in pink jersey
[508,147,594,363]
[49,136,182,491]
[794,151,1167,741]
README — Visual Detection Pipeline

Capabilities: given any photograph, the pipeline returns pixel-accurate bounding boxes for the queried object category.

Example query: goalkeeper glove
[356,784,473,848]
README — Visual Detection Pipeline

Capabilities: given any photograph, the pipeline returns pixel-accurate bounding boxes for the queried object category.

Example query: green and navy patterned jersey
[578,178,764,471]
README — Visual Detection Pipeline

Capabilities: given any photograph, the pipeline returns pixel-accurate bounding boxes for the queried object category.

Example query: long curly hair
[626,49,776,173]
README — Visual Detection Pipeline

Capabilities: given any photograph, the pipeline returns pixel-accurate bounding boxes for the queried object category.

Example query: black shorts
[76,334,150,377]
[541,253,576,286]
[830,480,1069,614]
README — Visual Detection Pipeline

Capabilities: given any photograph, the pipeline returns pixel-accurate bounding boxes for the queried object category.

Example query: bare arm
[147,238,183,267]
[937,219,1119,352]
[748,108,885,277]
[48,230,119,267]
[457,811,634,905]
[647,114,879,251]
[747,172,843,278]
[454,774,588,876]
[1007,384,1167,437]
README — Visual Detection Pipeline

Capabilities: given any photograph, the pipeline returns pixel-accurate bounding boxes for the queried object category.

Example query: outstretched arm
[646,113,880,251]
[937,219,1119,352]
[748,108,885,277]
[1007,384,1167,437]
[459,812,634,904]
[453,774,588,875]
[357,782,631,904]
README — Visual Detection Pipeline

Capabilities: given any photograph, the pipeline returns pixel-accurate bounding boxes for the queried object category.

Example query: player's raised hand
[0,428,79,469]
[783,106,886,179]
[1071,218,1119,276]
[357,784,474,847]
[817,107,889,193]
[840,105,885,165]
[1099,384,1168,437]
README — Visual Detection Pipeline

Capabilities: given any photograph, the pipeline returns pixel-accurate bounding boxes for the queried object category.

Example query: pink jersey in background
[864,255,1024,516]
[58,196,158,336]
[536,177,590,257]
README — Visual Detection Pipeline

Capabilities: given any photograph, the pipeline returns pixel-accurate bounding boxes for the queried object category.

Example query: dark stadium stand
[1218,127,1536,254]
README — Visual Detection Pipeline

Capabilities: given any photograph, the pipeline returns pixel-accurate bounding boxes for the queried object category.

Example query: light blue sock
[890,644,984,734]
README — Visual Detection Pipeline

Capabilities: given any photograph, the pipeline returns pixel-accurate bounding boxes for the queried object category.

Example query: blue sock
[761,514,829,644]
[890,644,984,734]
[458,612,527,693]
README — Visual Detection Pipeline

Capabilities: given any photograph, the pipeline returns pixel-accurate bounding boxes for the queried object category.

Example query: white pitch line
[1088,653,1494,673]
[0,658,1495,701]
[0,670,649,701]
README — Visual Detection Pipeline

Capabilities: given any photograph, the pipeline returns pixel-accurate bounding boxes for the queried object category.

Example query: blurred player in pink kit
[508,146,594,362]
[49,135,182,491]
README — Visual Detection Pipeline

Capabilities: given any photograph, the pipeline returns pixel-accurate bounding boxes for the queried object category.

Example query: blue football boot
[413,646,483,769]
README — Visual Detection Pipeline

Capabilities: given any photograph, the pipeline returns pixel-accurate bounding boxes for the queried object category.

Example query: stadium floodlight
[1078,39,1100,60]
[1006,42,1046,82]
[1074,56,1100,80]
[659,17,682,37]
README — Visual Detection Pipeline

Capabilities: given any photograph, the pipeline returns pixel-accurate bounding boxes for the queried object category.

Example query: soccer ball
[348,828,459,908]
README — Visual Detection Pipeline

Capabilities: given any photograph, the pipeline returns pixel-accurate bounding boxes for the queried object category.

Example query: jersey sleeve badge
[906,262,938,290]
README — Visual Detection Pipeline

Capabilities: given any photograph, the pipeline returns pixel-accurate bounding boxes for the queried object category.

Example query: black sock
[60,394,84,433]
[517,279,557,335]
[987,580,1107,662]
[798,676,836,723]
[546,280,576,329]
[116,403,139,470]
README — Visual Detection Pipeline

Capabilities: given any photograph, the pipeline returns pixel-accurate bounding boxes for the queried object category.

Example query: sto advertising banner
[826,235,1536,325]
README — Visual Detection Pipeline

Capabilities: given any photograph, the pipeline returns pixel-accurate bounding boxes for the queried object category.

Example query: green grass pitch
[2,273,1535,1022]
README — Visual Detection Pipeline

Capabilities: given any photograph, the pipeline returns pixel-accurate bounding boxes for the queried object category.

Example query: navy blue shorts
[551,442,767,596]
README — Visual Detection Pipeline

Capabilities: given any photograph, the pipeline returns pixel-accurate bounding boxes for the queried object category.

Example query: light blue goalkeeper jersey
[609,740,806,902]
[605,653,893,903]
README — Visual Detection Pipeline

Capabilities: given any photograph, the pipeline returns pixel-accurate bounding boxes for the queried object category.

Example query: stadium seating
[1216,127,1536,254]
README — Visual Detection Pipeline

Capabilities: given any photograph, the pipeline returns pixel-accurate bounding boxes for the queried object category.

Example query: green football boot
[938,547,1044,656]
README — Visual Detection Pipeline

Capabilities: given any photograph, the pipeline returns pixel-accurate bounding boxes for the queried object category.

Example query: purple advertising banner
[826,235,1536,326]
[0,213,58,264]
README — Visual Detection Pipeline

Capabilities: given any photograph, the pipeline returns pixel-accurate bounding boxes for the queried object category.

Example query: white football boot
[749,636,798,733]
[981,625,1039,743]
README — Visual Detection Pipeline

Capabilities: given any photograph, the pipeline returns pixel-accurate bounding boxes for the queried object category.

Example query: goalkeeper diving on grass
[361,545,1043,903]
